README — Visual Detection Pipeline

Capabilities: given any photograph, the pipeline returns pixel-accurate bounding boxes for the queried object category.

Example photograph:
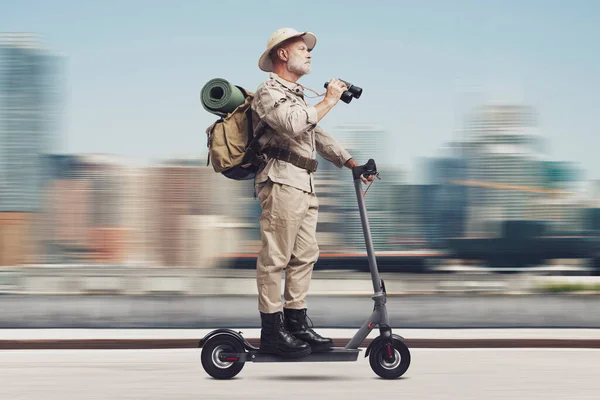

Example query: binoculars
[323,79,363,104]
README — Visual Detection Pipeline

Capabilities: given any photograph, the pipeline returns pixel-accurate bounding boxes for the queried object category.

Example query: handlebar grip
[365,159,375,172]
[352,159,378,181]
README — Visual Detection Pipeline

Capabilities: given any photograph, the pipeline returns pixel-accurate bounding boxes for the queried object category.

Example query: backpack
[205,86,268,180]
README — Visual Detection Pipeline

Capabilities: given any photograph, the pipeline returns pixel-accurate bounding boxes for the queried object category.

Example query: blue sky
[2,0,599,180]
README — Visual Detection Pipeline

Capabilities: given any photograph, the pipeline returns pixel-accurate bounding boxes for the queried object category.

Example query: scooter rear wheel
[201,335,245,379]
[369,337,411,379]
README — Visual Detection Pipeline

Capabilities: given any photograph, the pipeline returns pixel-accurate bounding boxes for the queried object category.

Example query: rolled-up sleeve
[253,83,317,137]
[314,126,353,168]
[305,105,318,125]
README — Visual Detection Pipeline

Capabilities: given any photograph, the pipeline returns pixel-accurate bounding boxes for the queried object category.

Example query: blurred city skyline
[2,3,600,268]
[1,28,598,268]
[1,1,599,182]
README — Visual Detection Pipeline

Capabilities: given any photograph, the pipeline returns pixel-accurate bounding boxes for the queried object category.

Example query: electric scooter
[199,159,411,379]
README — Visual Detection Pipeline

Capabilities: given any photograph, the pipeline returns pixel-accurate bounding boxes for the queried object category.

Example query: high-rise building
[39,154,129,264]
[0,33,64,265]
[38,155,88,263]
[150,158,254,266]
[540,161,582,191]
[460,105,547,236]
[423,155,469,244]
[330,124,403,252]
[0,212,34,265]
[120,161,160,266]
[313,152,348,251]
[0,33,65,212]
[527,196,585,234]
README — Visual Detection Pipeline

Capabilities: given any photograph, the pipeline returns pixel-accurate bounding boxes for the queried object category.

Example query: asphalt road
[2,348,599,399]
[1,294,600,328]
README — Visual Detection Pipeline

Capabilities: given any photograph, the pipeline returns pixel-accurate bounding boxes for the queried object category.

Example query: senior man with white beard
[251,28,376,358]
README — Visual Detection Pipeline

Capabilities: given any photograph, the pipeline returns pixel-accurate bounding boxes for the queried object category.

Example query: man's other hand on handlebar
[344,158,378,184]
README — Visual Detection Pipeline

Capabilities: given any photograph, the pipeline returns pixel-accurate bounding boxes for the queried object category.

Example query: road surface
[2,348,599,399]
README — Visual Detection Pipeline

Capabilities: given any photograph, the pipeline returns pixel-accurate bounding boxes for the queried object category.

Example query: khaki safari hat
[258,27,317,72]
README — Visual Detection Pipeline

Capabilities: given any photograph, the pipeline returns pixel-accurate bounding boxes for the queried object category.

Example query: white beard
[287,56,311,75]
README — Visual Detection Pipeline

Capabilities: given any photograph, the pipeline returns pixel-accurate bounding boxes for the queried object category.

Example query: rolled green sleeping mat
[201,78,246,116]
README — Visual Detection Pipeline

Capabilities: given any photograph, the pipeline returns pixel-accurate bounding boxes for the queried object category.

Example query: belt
[262,147,318,173]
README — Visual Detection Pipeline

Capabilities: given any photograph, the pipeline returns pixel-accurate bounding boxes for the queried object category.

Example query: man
[251,27,375,358]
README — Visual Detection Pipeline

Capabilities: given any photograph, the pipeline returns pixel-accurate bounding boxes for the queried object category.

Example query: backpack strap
[241,108,316,172]
[243,109,270,165]
[205,119,222,167]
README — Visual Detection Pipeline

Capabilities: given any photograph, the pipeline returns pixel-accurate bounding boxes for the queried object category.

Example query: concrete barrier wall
[0,265,598,296]
[0,266,521,296]
[1,294,599,329]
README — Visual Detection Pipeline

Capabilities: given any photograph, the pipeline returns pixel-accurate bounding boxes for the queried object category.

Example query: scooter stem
[352,160,382,294]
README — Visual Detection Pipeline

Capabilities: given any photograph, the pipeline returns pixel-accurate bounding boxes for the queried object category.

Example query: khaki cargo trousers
[255,179,319,314]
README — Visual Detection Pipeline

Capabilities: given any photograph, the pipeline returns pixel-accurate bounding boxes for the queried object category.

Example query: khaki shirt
[251,72,352,193]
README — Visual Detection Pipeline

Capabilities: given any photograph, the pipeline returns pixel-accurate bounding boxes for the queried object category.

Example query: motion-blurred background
[1,1,599,327]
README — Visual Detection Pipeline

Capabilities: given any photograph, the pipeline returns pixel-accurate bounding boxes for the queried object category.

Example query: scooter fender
[364,334,405,358]
[198,329,258,351]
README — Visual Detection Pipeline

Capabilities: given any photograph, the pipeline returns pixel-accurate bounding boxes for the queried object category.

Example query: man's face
[283,38,312,75]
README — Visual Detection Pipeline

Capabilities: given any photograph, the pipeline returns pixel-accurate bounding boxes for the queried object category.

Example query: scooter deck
[223,348,361,363]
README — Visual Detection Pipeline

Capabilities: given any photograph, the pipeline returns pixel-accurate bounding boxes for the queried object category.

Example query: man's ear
[277,47,289,62]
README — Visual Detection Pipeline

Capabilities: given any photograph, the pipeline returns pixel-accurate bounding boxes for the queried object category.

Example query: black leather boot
[284,308,334,352]
[260,311,312,358]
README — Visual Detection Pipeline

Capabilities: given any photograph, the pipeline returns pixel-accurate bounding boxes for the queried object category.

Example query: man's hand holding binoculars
[315,78,362,122]
[324,79,348,105]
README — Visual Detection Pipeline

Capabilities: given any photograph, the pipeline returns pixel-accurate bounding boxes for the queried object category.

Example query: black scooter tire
[369,337,411,379]
[201,335,245,380]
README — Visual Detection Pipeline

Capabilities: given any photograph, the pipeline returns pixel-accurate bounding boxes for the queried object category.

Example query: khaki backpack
[205,87,268,180]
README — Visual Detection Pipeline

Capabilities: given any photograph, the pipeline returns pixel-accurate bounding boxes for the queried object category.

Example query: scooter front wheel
[369,337,411,379]
[201,335,245,379]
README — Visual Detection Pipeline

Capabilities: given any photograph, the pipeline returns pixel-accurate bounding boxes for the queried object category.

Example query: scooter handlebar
[352,158,379,181]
